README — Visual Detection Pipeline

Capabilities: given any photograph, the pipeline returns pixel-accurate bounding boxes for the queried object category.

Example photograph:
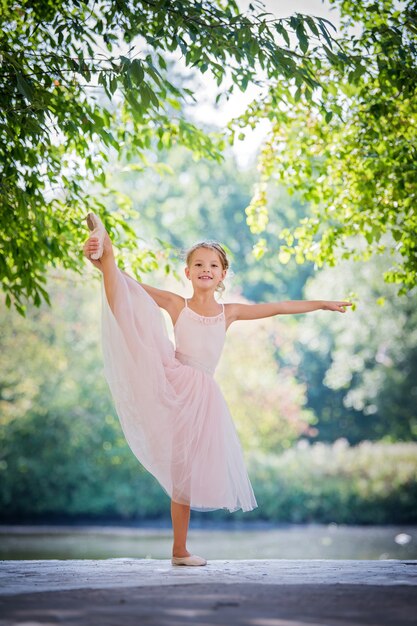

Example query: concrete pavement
[1,559,416,625]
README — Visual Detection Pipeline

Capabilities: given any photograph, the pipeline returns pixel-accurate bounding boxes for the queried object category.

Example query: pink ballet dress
[100,269,258,513]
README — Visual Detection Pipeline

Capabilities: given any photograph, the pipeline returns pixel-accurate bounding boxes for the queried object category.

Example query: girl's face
[185,247,226,291]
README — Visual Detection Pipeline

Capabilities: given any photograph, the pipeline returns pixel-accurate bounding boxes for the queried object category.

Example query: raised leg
[100,240,119,314]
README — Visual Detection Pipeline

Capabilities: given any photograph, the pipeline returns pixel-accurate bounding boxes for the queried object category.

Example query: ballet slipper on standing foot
[86,212,106,260]
[171,554,207,566]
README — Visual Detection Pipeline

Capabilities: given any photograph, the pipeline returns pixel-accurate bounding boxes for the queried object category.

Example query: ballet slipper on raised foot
[86,212,106,260]
[171,554,207,566]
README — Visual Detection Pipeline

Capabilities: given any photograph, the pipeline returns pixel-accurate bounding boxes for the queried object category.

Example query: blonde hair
[185,241,229,296]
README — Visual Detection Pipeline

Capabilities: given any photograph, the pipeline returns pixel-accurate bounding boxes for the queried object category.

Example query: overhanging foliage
[1,0,349,314]
[241,0,417,294]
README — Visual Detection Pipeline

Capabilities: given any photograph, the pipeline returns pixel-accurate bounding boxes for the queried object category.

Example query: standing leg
[171,500,191,557]
[170,415,206,564]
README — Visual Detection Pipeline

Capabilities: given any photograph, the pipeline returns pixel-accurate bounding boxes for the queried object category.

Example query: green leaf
[16,74,34,101]
[109,75,118,95]
[275,22,290,47]
[296,23,309,54]
[175,35,187,56]
[305,16,320,38]
[130,59,144,85]
[318,20,333,48]
[158,54,167,70]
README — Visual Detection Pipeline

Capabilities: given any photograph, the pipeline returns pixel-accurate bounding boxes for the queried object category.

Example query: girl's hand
[322,301,353,313]
[83,237,104,271]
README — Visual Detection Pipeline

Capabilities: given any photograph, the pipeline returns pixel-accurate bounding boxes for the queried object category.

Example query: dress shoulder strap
[184,297,188,308]
[221,302,225,314]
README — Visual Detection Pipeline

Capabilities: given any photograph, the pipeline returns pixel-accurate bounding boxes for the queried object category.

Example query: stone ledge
[1,559,416,596]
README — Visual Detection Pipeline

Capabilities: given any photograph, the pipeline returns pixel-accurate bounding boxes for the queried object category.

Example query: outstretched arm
[230,300,352,322]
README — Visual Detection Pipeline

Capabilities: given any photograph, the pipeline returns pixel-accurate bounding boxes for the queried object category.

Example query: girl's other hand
[322,301,353,313]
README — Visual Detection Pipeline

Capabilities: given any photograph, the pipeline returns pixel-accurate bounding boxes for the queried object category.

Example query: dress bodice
[174,298,226,376]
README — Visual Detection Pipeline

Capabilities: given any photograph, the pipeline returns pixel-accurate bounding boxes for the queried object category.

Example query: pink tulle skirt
[100,270,258,513]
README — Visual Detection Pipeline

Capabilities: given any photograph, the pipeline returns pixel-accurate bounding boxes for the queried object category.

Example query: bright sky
[191,0,341,167]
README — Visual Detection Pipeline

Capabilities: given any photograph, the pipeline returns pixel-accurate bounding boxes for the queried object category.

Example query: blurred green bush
[2,428,416,524]
[245,440,417,524]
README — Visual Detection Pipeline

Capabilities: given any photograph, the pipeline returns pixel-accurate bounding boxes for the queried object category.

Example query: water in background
[1,523,416,560]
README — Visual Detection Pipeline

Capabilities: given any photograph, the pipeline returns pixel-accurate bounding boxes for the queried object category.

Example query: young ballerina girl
[83,213,352,567]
